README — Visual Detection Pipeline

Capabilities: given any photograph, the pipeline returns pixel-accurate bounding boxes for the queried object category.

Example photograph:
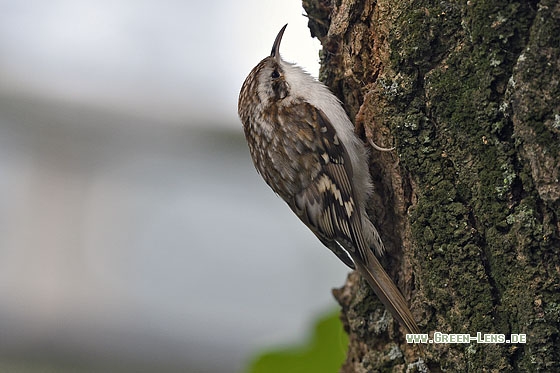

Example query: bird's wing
[278,101,369,261]
[279,101,420,334]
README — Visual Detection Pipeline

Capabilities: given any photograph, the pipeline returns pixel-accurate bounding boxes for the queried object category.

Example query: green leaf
[247,309,348,373]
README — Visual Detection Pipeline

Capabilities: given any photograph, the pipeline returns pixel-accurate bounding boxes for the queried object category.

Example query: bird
[238,24,419,335]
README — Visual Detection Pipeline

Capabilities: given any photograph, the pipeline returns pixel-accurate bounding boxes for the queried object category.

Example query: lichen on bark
[303,0,560,370]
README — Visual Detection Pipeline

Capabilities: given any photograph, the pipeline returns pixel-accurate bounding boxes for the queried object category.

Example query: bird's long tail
[353,250,420,335]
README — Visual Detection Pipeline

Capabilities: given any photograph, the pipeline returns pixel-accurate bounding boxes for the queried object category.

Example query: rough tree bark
[302,0,559,371]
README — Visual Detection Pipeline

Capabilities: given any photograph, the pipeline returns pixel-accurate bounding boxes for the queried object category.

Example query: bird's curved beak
[270,24,288,60]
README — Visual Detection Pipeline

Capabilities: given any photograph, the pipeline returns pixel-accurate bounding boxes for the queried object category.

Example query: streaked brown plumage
[238,24,419,335]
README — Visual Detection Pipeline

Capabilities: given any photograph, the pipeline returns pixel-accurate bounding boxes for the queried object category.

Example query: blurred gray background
[0,1,350,372]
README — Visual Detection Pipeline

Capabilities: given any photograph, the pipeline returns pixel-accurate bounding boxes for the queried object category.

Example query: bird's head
[238,24,293,117]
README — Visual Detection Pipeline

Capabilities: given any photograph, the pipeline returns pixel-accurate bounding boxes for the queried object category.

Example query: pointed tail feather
[353,251,420,335]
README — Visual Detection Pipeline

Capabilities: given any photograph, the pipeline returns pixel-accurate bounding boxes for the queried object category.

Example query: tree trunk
[302,0,560,371]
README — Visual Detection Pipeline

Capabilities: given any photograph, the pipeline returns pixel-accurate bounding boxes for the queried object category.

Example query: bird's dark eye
[271,70,280,79]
